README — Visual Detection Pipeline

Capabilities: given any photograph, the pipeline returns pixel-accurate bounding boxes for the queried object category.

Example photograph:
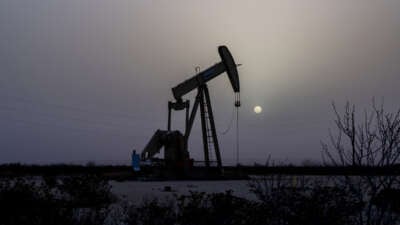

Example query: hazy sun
[254,106,262,114]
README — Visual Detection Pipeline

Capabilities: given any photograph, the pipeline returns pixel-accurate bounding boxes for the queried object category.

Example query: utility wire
[0,105,140,131]
[1,116,137,139]
[220,104,236,135]
[1,94,140,120]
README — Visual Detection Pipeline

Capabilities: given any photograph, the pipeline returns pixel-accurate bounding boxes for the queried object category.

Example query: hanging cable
[235,92,240,166]
[236,105,239,166]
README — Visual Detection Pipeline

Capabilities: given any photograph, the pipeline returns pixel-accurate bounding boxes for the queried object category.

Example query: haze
[1,0,400,164]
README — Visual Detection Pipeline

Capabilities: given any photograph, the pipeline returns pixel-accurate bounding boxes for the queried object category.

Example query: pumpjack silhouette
[140,46,240,176]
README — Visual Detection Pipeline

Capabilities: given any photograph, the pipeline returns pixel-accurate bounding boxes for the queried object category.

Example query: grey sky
[1,0,400,164]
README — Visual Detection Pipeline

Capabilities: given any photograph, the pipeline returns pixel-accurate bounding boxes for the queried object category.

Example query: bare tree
[322,100,400,225]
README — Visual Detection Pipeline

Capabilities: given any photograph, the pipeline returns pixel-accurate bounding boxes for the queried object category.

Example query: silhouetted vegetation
[0,175,116,225]
[1,174,400,225]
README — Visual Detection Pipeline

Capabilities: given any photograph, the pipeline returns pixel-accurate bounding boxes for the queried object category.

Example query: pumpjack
[141,46,240,175]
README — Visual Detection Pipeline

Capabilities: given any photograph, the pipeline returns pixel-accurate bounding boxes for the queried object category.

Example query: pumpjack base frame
[168,84,222,170]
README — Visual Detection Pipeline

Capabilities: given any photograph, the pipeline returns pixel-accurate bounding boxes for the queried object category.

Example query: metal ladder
[203,99,215,164]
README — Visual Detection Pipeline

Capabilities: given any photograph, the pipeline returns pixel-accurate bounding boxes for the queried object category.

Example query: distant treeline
[232,164,400,176]
[1,163,400,178]
[0,163,132,177]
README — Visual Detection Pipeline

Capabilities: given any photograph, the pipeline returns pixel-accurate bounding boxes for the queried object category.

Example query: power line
[0,105,143,132]
[1,94,140,120]
[220,102,236,135]
[0,116,139,139]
